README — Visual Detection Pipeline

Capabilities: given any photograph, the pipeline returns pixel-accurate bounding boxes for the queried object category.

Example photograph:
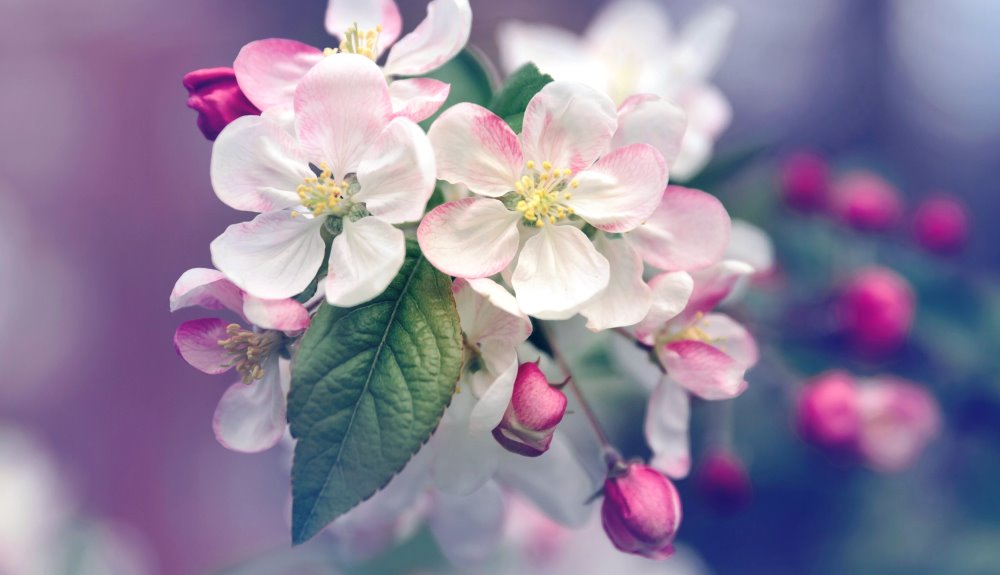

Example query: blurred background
[1,0,998,573]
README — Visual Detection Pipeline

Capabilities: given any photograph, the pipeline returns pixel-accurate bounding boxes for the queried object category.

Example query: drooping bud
[912,195,968,255]
[492,362,567,457]
[830,170,903,232]
[837,267,915,356]
[182,67,260,140]
[695,451,751,514]
[780,151,829,212]
[601,463,682,560]
[856,377,941,472]
[796,370,861,453]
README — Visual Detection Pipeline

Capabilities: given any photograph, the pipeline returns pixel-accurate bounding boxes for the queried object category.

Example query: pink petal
[684,259,755,319]
[389,78,450,123]
[428,103,523,198]
[213,357,287,453]
[294,53,392,178]
[234,39,324,111]
[418,198,522,278]
[242,295,310,332]
[613,94,688,171]
[520,82,617,173]
[700,313,759,368]
[630,186,732,272]
[325,0,403,55]
[174,318,233,375]
[658,340,747,401]
[678,83,732,139]
[169,268,244,316]
[355,117,436,224]
[645,377,692,479]
[383,0,472,76]
[325,216,406,307]
[579,235,652,331]
[634,271,694,345]
[568,143,667,233]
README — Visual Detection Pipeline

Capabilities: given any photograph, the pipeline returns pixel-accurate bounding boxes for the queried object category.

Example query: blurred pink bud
[856,377,941,472]
[796,370,861,452]
[912,195,968,254]
[492,362,567,457]
[183,67,260,140]
[601,463,682,560]
[780,152,829,211]
[695,451,751,513]
[837,267,915,356]
[831,171,903,231]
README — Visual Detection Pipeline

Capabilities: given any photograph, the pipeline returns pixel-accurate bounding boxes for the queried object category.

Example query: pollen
[327,23,383,60]
[514,161,577,227]
[296,164,349,217]
[218,325,281,384]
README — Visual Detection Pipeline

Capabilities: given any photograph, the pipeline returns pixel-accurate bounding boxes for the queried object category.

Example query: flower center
[657,313,715,347]
[295,164,351,217]
[323,23,382,61]
[218,324,281,384]
[514,160,578,227]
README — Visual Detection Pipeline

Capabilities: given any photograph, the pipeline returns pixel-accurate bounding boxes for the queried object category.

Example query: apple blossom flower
[418,81,668,320]
[170,268,310,452]
[497,1,737,179]
[209,54,436,306]
[912,194,969,254]
[831,170,903,231]
[695,451,751,513]
[493,362,568,457]
[796,370,861,454]
[837,266,915,356]
[601,462,682,560]
[855,376,942,473]
[233,0,471,123]
[780,151,829,212]
[182,67,261,140]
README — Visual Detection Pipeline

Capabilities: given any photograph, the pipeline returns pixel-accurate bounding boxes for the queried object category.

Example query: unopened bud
[182,67,260,140]
[796,370,861,453]
[837,267,915,356]
[831,170,902,232]
[492,362,567,457]
[780,152,828,212]
[912,195,968,255]
[695,451,751,514]
[601,463,682,559]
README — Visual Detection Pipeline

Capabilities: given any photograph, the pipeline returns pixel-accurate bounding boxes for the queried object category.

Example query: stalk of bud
[182,67,260,140]
[601,462,682,560]
[492,362,567,457]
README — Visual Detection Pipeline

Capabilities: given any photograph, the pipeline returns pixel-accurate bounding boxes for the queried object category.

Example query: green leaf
[288,240,464,545]
[415,48,495,131]
[489,63,553,132]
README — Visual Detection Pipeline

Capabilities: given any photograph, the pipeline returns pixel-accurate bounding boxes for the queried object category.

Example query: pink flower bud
[837,267,915,356]
[796,370,861,452]
[856,377,941,472]
[780,152,829,212]
[182,67,260,140]
[831,171,903,231]
[601,463,682,559]
[695,451,751,513]
[492,362,567,457]
[912,195,968,255]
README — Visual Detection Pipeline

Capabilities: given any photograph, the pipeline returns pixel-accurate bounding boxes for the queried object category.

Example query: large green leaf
[489,63,553,133]
[416,48,495,131]
[288,240,463,544]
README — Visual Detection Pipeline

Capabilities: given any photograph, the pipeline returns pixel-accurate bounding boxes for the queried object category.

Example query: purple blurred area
[0,0,997,573]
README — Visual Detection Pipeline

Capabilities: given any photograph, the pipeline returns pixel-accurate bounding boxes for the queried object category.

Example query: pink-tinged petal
[726,219,774,274]
[685,259,755,319]
[645,376,691,479]
[520,82,617,172]
[671,130,714,182]
[233,39,324,111]
[169,268,244,315]
[427,481,506,567]
[580,235,652,331]
[585,0,674,62]
[658,340,747,401]
[496,21,592,82]
[242,295,310,332]
[325,0,403,53]
[389,78,450,123]
[568,143,667,233]
[213,356,287,453]
[453,278,531,346]
[428,103,523,198]
[355,117,436,224]
[674,5,737,81]
[678,83,732,139]
[512,224,610,320]
[383,0,472,76]
[467,344,519,432]
[418,198,522,278]
[174,318,233,375]
[325,216,406,307]
[700,313,759,368]
[613,94,687,171]
[210,211,326,300]
[634,271,694,345]
[294,54,392,177]
[630,186,732,272]
[210,111,312,213]
[856,377,941,473]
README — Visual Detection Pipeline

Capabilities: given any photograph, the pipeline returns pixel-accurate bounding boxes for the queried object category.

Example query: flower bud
[601,463,682,559]
[780,152,828,212]
[837,267,915,356]
[856,377,941,472]
[831,171,902,231]
[182,67,260,140]
[796,370,861,452]
[492,362,567,457]
[912,195,968,255]
[695,451,751,514]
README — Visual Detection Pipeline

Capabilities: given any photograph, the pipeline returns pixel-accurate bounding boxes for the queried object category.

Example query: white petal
[700,313,759,369]
[634,271,694,345]
[210,211,326,300]
[645,376,692,479]
[213,356,287,453]
[467,344,519,432]
[383,0,472,76]
[613,94,688,171]
[496,434,595,527]
[325,217,405,307]
[241,295,311,332]
[388,78,450,123]
[511,224,610,320]
[671,128,714,181]
[325,0,403,53]
[430,391,502,495]
[427,103,523,198]
[453,277,531,346]
[520,82,618,172]
[726,219,775,274]
[674,5,737,81]
[568,143,667,233]
[417,198,522,278]
[233,39,324,111]
[579,235,652,331]
[496,21,593,83]
[585,0,674,61]
[169,268,244,315]
[355,117,436,224]
[427,481,506,567]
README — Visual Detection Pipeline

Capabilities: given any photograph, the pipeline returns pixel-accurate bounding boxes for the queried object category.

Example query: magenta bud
[492,362,567,457]
[601,463,682,560]
[695,451,751,514]
[912,195,968,255]
[831,171,903,232]
[780,152,829,212]
[183,67,260,140]
[837,267,915,356]
[796,370,861,452]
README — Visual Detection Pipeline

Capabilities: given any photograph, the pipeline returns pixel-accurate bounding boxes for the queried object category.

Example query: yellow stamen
[330,23,383,60]
[296,164,348,217]
[513,160,577,227]
[217,324,281,384]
